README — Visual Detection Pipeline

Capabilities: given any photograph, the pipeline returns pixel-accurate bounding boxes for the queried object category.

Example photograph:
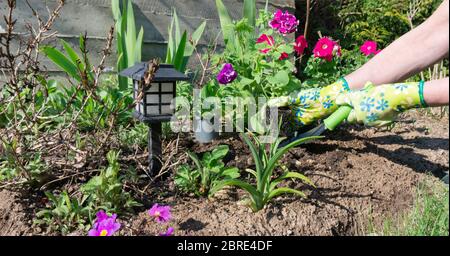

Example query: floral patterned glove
[288,78,350,126]
[336,81,427,127]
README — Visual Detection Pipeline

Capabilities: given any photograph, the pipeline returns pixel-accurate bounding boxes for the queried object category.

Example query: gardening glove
[288,78,350,126]
[336,81,427,127]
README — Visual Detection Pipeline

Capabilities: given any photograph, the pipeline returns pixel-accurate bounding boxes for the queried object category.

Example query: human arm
[344,0,449,90]
[336,78,449,127]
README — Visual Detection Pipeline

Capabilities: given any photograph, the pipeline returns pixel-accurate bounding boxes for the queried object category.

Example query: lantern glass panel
[161,94,173,104]
[148,83,159,93]
[161,105,172,115]
[146,94,159,104]
[146,106,160,115]
[161,82,174,93]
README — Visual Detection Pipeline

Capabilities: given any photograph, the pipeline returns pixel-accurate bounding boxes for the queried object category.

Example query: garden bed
[2,111,446,236]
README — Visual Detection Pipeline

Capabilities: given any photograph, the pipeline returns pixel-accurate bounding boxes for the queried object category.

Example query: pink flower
[269,10,299,35]
[313,37,340,62]
[294,35,308,56]
[257,34,275,54]
[279,52,289,61]
[88,211,121,237]
[149,204,172,223]
[160,227,175,237]
[360,41,378,56]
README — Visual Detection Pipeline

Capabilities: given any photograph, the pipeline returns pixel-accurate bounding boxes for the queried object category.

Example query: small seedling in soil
[210,132,320,212]
[175,145,240,197]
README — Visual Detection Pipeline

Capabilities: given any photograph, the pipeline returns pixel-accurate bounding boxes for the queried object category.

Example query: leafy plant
[211,132,319,212]
[175,145,240,197]
[36,191,94,235]
[81,150,141,213]
[166,9,207,72]
[41,37,93,82]
[212,2,300,98]
[112,0,144,90]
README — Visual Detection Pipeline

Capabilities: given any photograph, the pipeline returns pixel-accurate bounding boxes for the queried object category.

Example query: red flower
[279,52,289,61]
[257,34,275,54]
[294,35,308,56]
[313,37,340,62]
[360,41,378,56]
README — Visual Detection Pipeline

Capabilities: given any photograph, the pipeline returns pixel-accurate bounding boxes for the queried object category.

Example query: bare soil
[0,112,448,236]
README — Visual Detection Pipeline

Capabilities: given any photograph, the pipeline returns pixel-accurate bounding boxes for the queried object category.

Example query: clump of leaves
[36,191,94,235]
[211,133,319,212]
[175,145,240,197]
[81,151,141,213]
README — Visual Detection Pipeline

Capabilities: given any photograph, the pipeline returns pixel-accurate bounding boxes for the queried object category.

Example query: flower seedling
[210,132,320,212]
[175,145,240,197]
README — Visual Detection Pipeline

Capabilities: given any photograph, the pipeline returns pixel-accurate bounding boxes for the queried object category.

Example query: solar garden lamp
[120,63,188,176]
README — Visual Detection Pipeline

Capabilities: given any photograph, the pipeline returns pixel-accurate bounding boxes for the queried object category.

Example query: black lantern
[120,63,188,176]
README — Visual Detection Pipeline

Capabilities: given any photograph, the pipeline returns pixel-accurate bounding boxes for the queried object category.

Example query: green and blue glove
[288,78,350,127]
[336,81,427,127]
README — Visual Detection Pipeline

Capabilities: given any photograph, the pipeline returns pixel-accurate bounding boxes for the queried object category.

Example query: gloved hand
[336,81,427,127]
[288,78,350,126]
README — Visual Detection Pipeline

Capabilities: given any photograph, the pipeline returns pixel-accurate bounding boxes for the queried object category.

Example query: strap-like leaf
[262,136,322,192]
[243,0,256,27]
[240,132,264,189]
[270,172,315,191]
[41,46,81,81]
[267,188,306,202]
[173,32,187,71]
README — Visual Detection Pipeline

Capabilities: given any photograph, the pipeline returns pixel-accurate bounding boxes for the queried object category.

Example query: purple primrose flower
[217,63,238,85]
[88,211,121,237]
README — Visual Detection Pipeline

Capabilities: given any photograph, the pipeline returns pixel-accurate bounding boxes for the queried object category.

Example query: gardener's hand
[288,78,350,126]
[336,81,427,127]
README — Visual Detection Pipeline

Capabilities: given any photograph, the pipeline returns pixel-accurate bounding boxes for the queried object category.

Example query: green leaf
[267,188,306,202]
[185,20,207,56]
[135,26,144,62]
[210,179,259,198]
[111,0,121,21]
[243,0,256,27]
[166,13,176,63]
[173,9,182,50]
[221,167,240,179]
[240,132,264,189]
[273,70,290,86]
[41,46,81,81]
[215,0,234,44]
[211,145,229,161]
[270,172,315,191]
[187,151,203,172]
[262,136,322,191]
[173,32,187,71]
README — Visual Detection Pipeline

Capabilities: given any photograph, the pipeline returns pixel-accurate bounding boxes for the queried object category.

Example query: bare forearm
[345,0,449,90]
[424,78,449,107]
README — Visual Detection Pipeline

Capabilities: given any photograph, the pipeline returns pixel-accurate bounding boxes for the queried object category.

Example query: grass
[368,181,449,236]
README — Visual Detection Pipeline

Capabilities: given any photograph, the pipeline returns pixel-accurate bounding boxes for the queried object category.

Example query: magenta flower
[257,34,275,54]
[294,35,308,56]
[88,211,121,237]
[360,41,378,56]
[279,52,289,61]
[160,227,175,237]
[217,63,238,85]
[149,204,172,223]
[313,37,340,62]
[269,10,299,35]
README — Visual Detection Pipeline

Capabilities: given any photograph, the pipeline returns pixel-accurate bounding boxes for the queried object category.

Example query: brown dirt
[0,112,448,236]
[129,112,449,236]
[0,190,33,236]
